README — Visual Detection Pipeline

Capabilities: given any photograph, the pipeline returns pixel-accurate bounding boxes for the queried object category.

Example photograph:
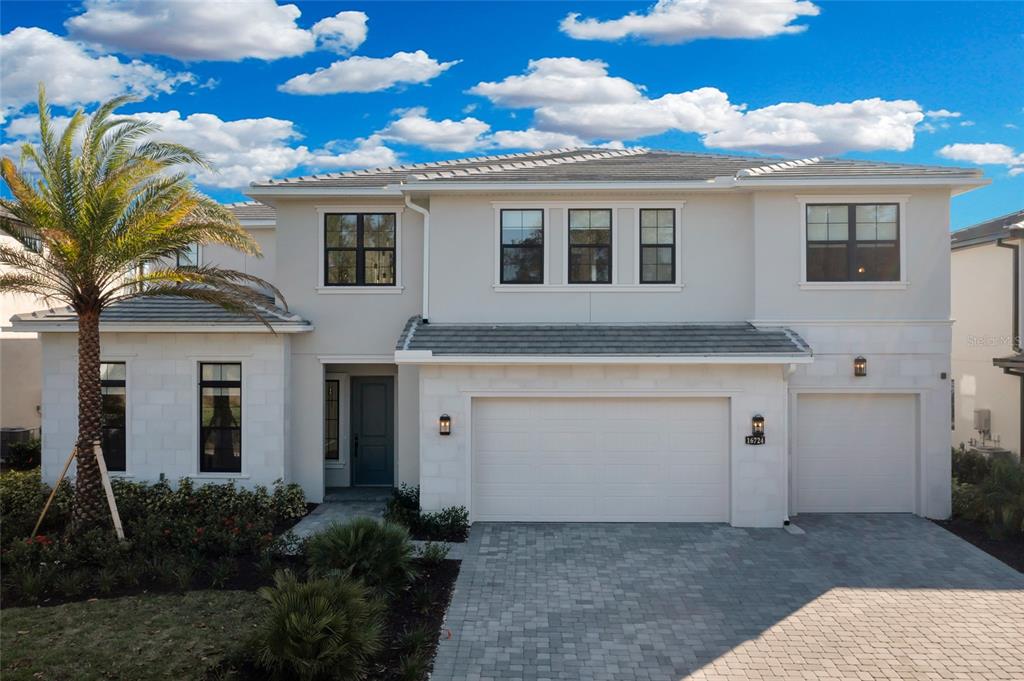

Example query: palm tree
[0,86,284,527]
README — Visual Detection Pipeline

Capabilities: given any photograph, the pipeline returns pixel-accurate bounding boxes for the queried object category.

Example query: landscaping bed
[944,448,1024,573]
[934,517,1024,573]
[1,471,462,680]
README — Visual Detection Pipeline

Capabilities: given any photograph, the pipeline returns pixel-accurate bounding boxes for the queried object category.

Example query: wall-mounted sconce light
[854,356,867,377]
[752,414,765,436]
[746,414,766,445]
[439,414,451,436]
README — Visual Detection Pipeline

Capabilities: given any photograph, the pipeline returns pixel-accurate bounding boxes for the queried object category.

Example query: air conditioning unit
[973,409,991,434]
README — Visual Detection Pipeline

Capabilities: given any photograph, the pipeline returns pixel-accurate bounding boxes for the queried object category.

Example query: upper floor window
[568,209,612,284]
[100,362,126,472]
[500,209,544,284]
[806,203,899,282]
[177,243,199,268]
[639,209,675,284]
[24,235,42,253]
[324,213,396,286]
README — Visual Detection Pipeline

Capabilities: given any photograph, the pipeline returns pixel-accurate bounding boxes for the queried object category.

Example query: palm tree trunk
[72,306,106,527]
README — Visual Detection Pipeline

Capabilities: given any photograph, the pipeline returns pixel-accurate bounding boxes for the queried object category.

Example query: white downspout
[404,195,430,322]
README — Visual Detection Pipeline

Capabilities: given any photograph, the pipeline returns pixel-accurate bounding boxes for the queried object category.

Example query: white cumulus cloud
[470,57,926,155]
[65,0,366,61]
[280,50,459,94]
[1,27,194,115]
[468,58,642,107]
[489,129,588,150]
[560,0,820,44]
[938,143,1024,176]
[378,108,490,152]
[311,11,368,54]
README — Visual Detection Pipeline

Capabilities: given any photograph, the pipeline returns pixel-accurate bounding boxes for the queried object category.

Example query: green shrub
[5,438,41,470]
[306,518,417,597]
[417,541,450,565]
[952,448,994,485]
[952,479,985,521]
[253,570,384,681]
[978,458,1024,538]
[384,485,470,542]
[0,468,72,543]
[270,480,308,522]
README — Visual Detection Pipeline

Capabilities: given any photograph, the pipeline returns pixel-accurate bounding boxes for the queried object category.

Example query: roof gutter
[404,195,431,322]
[9,321,314,334]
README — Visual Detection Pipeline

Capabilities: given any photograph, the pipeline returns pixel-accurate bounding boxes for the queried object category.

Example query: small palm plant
[0,85,283,527]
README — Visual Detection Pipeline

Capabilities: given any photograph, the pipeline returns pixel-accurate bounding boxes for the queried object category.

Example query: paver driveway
[433,515,1024,681]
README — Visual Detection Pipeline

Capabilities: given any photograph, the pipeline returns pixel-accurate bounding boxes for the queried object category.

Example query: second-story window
[568,209,612,284]
[806,204,899,282]
[639,209,675,284]
[500,209,544,284]
[177,243,199,268]
[324,213,396,286]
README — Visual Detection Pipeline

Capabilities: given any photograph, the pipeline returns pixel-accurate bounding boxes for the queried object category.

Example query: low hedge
[951,448,1024,538]
[383,484,469,543]
[0,469,308,605]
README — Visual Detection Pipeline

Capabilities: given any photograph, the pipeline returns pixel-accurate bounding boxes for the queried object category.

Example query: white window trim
[633,205,685,287]
[796,194,909,290]
[315,205,405,293]
[492,205,551,286]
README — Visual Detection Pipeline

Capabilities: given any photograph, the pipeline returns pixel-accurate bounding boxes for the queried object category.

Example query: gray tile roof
[11,295,311,332]
[250,147,982,190]
[950,209,1024,250]
[396,317,810,357]
[227,201,276,221]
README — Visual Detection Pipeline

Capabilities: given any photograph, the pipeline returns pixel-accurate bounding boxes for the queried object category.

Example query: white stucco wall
[783,321,953,519]
[950,241,1020,453]
[1,232,43,430]
[416,363,790,528]
[39,331,290,490]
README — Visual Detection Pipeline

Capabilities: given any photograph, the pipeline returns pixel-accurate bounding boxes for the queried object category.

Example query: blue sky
[1,0,1021,228]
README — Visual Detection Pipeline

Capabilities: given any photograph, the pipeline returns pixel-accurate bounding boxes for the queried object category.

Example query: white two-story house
[11,148,986,527]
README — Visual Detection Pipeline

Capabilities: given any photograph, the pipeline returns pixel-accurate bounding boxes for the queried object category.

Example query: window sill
[191,473,250,480]
[316,286,404,295]
[493,284,684,293]
[108,472,133,478]
[325,461,346,469]
[798,281,908,290]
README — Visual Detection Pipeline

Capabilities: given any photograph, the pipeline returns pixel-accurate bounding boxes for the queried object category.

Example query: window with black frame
[500,209,544,284]
[100,362,126,472]
[324,213,396,286]
[199,363,242,473]
[639,209,675,284]
[325,379,339,461]
[568,209,612,284]
[806,203,899,282]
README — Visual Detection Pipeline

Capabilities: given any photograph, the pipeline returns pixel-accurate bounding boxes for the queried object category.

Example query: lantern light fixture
[439,414,452,436]
[751,414,765,437]
[854,356,867,377]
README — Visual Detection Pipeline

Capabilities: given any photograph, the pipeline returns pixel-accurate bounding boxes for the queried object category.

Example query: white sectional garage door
[471,397,730,522]
[794,394,917,513]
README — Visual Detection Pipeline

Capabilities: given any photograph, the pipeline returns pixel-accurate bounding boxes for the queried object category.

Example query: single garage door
[794,394,917,513]
[472,397,730,522]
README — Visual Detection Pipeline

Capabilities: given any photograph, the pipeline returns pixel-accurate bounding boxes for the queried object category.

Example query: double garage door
[471,393,918,522]
[472,397,730,522]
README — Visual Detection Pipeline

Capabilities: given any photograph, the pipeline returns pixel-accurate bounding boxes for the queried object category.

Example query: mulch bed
[933,518,1024,573]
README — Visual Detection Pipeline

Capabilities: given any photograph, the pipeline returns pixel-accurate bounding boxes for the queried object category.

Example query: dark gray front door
[350,376,394,486]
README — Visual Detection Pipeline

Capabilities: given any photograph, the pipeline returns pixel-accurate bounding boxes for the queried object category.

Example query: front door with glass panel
[350,376,394,486]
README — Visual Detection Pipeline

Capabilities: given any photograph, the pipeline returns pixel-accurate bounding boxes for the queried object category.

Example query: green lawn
[1,590,263,681]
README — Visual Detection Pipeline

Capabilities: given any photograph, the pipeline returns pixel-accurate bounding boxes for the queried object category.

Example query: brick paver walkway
[433,515,1024,680]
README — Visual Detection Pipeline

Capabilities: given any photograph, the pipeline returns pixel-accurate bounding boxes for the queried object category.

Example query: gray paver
[433,515,1024,681]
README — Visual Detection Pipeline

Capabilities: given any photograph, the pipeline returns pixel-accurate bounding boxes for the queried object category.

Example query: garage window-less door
[794,394,916,513]
[472,397,730,522]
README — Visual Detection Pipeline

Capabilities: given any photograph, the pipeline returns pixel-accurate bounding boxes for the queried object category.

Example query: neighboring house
[0,205,42,442]
[950,209,1024,455]
[10,148,987,527]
